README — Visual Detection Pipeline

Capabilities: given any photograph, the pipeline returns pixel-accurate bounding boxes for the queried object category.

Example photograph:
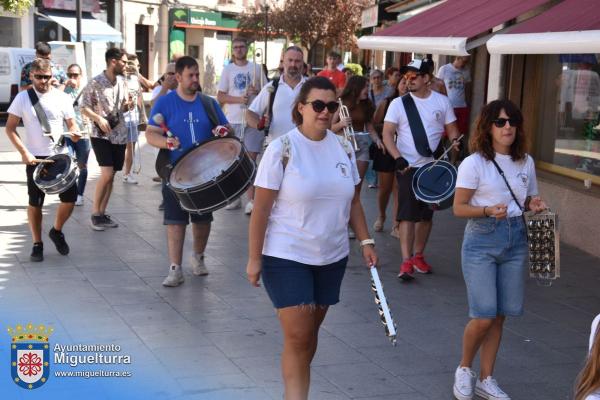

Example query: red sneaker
[398,259,415,281]
[412,253,432,274]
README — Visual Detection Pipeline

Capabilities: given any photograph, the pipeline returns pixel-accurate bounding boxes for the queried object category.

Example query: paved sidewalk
[0,128,599,399]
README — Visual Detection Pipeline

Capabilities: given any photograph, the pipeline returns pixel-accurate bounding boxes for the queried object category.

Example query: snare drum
[167,136,256,214]
[33,153,79,195]
[412,160,457,210]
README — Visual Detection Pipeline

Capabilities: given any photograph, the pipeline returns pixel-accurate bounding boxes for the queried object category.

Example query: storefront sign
[361,5,378,29]
[42,0,100,13]
[190,11,221,27]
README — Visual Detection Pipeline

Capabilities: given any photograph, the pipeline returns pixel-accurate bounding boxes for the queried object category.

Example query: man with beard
[80,48,131,231]
[246,46,306,143]
[5,58,80,261]
[381,59,460,281]
[217,37,267,213]
[146,56,232,287]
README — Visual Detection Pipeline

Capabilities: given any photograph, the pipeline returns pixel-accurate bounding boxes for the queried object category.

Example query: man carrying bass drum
[146,56,232,287]
[381,59,460,281]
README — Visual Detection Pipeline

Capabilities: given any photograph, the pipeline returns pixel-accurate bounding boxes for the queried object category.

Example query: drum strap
[27,89,52,135]
[264,78,279,136]
[402,94,432,157]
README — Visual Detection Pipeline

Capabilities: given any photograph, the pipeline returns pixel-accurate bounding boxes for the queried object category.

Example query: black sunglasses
[67,73,80,78]
[305,100,339,113]
[492,118,518,128]
[34,74,52,81]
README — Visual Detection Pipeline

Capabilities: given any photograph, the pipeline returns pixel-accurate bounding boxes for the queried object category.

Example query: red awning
[358,0,551,55]
[487,0,600,54]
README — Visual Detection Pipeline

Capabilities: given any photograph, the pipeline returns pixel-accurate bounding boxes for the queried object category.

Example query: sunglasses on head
[305,100,339,113]
[34,74,52,81]
[67,73,80,78]
[492,118,518,128]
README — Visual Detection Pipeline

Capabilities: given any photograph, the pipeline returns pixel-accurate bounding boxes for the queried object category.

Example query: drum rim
[169,156,256,194]
[412,160,457,204]
[168,136,245,190]
[33,154,78,191]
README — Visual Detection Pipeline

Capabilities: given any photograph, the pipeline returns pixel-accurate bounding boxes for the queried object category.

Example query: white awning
[46,13,123,43]
[487,30,600,54]
[358,36,468,56]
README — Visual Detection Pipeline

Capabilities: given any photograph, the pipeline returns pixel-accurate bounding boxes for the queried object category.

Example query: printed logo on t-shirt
[433,110,443,121]
[234,73,250,91]
[517,172,528,188]
[336,162,350,178]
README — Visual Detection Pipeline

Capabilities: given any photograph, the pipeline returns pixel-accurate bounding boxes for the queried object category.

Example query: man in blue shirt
[147,56,231,287]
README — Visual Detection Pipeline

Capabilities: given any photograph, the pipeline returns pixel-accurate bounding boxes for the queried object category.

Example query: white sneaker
[190,253,208,276]
[475,376,511,400]
[244,201,253,215]
[162,264,184,287]
[75,195,84,206]
[453,366,475,400]
[123,174,138,184]
[224,198,241,210]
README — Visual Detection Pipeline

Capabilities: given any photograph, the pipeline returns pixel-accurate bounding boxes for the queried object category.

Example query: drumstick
[426,134,464,171]
[152,113,175,138]
[33,159,54,164]
[370,266,397,346]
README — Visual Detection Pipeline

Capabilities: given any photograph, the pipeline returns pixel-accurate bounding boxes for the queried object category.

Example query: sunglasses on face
[34,74,52,81]
[492,118,518,128]
[305,100,339,113]
[67,73,80,78]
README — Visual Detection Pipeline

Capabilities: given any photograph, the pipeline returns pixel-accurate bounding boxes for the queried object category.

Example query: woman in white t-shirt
[452,100,547,400]
[246,76,377,400]
[575,314,600,400]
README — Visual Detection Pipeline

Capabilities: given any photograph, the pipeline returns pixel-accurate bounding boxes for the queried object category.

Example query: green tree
[1,0,33,15]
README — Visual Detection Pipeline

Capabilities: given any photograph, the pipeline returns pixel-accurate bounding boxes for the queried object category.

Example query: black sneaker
[91,215,106,231]
[30,242,44,262]
[158,201,165,211]
[49,227,69,255]
[101,214,119,228]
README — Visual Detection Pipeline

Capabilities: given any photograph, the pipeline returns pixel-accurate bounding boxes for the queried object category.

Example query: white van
[0,47,35,111]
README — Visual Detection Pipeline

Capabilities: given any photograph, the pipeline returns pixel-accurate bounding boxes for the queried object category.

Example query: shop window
[536,54,600,178]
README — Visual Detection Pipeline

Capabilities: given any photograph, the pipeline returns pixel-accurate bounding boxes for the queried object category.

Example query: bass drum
[412,160,457,210]
[33,153,79,195]
[167,136,256,214]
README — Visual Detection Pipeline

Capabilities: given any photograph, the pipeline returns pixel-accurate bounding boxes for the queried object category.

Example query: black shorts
[369,143,395,172]
[396,168,434,222]
[26,161,78,207]
[90,137,126,171]
[161,183,213,225]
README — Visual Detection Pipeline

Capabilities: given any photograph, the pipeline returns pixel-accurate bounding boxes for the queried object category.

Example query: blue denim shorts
[261,255,348,309]
[161,183,213,225]
[461,216,528,319]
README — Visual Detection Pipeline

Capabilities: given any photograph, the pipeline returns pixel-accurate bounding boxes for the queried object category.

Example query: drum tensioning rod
[426,134,464,171]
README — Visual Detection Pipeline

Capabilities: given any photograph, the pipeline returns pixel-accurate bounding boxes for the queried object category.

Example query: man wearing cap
[381,59,460,281]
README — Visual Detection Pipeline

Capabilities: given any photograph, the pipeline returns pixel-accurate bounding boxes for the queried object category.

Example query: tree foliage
[1,0,32,15]
[238,0,370,63]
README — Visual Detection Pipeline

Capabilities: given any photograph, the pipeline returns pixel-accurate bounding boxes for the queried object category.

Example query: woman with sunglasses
[62,63,91,206]
[246,76,377,400]
[452,100,547,400]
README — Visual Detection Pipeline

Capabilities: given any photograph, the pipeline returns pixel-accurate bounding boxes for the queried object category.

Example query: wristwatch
[359,238,375,248]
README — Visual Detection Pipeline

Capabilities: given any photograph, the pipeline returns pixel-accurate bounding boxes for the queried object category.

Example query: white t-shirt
[456,152,538,218]
[218,61,266,124]
[249,76,306,141]
[254,128,360,265]
[384,91,456,167]
[151,85,172,101]
[7,88,75,156]
[437,63,471,108]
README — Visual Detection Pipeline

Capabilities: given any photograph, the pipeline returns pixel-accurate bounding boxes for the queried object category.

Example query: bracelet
[483,206,487,217]
[360,238,375,248]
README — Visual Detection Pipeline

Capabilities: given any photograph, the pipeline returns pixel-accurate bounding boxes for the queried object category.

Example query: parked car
[0,47,35,111]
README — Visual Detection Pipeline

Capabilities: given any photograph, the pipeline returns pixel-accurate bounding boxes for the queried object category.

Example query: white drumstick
[426,134,463,171]
[370,266,397,345]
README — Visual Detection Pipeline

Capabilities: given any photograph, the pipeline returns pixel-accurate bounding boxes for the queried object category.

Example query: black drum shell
[167,136,257,214]
[33,153,79,195]
[412,160,457,210]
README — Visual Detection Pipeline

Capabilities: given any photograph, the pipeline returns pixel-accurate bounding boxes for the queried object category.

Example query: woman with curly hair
[452,99,548,400]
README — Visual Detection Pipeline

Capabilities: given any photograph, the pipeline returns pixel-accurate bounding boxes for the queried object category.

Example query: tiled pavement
[0,129,599,399]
